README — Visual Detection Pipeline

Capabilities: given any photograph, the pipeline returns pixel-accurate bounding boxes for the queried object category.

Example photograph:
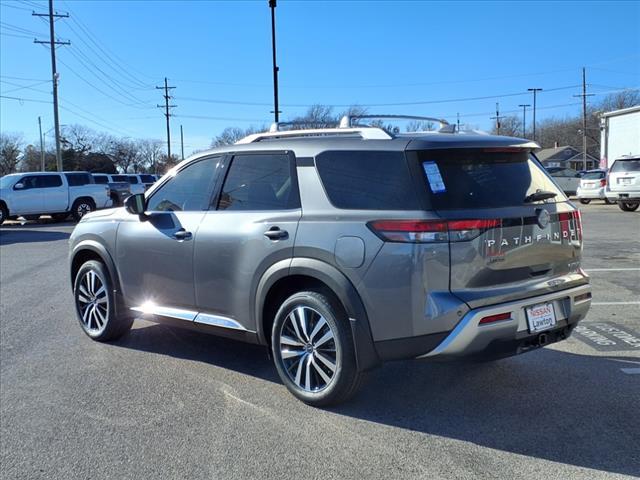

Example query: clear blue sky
[1,0,639,155]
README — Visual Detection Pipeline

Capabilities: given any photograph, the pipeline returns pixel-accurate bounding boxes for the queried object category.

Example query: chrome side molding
[131,303,247,332]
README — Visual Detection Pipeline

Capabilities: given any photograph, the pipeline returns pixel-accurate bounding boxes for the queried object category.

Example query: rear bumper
[577,186,605,199]
[605,190,640,202]
[417,283,591,359]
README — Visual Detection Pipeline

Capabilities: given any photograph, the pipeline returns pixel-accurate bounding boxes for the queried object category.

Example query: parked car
[605,156,640,211]
[545,166,581,195]
[0,171,111,224]
[136,174,157,190]
[92,174,131,206]
[110,174,146,195]
[576,169,612,204]
[69,116,592,406]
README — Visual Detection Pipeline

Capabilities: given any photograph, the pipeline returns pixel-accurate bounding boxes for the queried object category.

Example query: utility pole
[180,124,184,160]
[573,67,595,171]
[490,102,504,134]
[38,116,45,171]
[527,88,543,142]
[269,0,280,123]
[518,104,531,137]
[156,77,176,160]
[456,112,460,132]
[33,0,70,172]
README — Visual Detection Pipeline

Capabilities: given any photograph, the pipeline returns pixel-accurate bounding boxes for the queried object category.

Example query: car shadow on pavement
[334,348,640,477]
[113,322,639,476]
[0,229,71,245]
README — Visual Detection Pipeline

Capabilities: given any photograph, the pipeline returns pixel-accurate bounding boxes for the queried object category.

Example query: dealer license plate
[618,178,633,185]
[526,302,557,333]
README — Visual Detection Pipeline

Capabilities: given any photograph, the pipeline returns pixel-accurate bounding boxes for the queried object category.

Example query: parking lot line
[591,301,640,306]
[585,268,640,272]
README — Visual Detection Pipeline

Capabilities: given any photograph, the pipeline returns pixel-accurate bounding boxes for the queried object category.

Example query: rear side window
[315,151,420,210]
[217,154,299,211]
[417,149,565,209]
[65,173,92,186]
[610,159,640,172]
[93,175,108,184]
[139,174,155,183]
[38,175,63,188]
[111,175,127,182]
[127,175,139,184]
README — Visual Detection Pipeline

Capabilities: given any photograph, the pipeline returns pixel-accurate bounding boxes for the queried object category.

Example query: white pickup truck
[0,171,112,224]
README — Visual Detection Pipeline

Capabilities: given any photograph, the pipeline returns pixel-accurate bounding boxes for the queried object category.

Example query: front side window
[147,156,220,212]
[16,176,38,189]
[217,154,298,211]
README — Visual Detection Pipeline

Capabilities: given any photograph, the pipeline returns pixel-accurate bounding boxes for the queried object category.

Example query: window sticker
[423,161,446,193]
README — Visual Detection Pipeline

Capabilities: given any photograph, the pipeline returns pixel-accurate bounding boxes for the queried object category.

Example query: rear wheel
[619,202,639,212]
[72,199,95,221]
[579,199,591,204]
[0,203,7,225]
[73,260,133,341]
[271,291,364,407]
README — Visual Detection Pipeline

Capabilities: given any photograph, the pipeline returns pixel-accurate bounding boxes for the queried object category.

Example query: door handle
[173,229,192,240]
[264,227,288,240]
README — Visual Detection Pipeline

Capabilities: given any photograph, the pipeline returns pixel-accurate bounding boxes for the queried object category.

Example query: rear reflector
[479,312,512,325]
[574,292,592,303]
[368,218,500,243]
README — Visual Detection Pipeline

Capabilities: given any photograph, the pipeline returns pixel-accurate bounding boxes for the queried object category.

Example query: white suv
[576,169,611,204]
[606,156,640,211]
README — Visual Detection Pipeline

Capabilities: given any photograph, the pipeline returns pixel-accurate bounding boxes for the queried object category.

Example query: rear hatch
[580,170,606,190]
[413,148,587,309]
[608,158,640,194]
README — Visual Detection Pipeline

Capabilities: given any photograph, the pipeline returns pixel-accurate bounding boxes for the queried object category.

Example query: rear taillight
[479,312,512,325]
[368,218,500,243]
[600,178,607,187]
[558,210,583,241]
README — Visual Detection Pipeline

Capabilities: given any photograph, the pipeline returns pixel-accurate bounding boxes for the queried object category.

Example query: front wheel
[579,199,591,205]
[73,260,133,341]
[619,202,639,212]
[72,199,95,222]
[271,291,364,407]
[0,204,7,225]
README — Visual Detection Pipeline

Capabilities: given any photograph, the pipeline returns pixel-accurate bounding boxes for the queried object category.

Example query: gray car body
[69,131,592,370]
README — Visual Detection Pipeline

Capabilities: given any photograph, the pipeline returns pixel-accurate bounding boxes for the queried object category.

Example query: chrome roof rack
[235,124,393,144]
[339,114,450,130]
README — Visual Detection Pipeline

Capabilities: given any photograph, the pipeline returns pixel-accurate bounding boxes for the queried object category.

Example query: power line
[0,74,49,82]
[0,94,52,104]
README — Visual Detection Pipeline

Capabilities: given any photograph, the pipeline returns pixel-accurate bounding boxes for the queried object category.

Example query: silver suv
[68,116,592,406]
[605,156,640,211]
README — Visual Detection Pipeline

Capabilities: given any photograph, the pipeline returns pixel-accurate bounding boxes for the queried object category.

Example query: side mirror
[13,182,24,190]
[124,193,147,216]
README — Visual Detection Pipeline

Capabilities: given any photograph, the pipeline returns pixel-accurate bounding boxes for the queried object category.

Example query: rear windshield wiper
[524,190,558,203]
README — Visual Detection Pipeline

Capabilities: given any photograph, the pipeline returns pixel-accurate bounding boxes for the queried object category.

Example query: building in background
[600,106,640,168]
[537,145,599,171]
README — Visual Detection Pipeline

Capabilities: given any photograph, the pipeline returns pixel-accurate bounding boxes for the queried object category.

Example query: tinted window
[16,176,38,189]
[582,171,605,180]
[218,154,298,211]
[418,149,565,209]
[65,173,92,186]
[315,151,420,210]
[610,159,640,172]
[93,175,109,184]
[38,175,63,188]
[127,175,139,184]
[139,174,155,183]
[147,157,220,212]
[111,175,128,182]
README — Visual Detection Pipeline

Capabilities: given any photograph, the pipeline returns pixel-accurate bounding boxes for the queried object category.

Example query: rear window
[139,174,155,183]
[610,159,640,172]
[582,171,605,180]
[65,173,93,186]
[315,151,420,210]
[93,175,109,184]
[417,149,565,209]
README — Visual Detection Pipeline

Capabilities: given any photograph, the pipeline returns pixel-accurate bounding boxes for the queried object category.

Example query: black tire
[579,199,591,205]
[618,202,639,212]
[52,213,69,222]
[0,203,7,225]
[271,291,364,407]
[71,198,95,222]
[73,260,133,341]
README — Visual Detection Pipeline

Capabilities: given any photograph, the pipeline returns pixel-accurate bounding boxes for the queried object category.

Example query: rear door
[193,152,301,331]
[414,148,587,309]
[40,174,67,212]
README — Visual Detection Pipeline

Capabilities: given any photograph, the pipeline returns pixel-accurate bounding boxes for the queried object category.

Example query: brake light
[368,218,500,243]
[558,211,582,241]
[479,312,511,325]
[600,178,607,187]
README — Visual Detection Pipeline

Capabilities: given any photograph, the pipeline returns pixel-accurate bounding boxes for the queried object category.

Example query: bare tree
[138,139,164,174]
[61,124,96,155]
[0,133,23,175]
[109,138,140,173]
[491,115,522,137]
[406,120,435,132]
[211,126,262,148]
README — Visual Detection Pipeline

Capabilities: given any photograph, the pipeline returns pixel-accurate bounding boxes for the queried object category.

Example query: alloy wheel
[77,203,92,218]
[76,270,109,334]
[278,306,338,392]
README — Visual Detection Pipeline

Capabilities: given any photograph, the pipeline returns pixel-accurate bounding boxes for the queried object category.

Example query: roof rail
[339,114,450,129]
[235,125,393,144]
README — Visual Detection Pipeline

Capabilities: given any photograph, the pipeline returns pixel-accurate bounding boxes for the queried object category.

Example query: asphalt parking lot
[1,202,639,480]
